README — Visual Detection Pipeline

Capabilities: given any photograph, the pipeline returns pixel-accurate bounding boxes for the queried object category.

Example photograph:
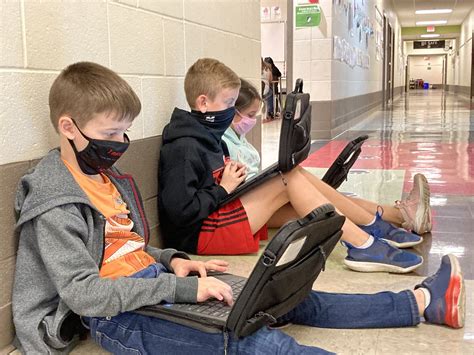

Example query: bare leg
[240,169,371,247]
[267,203,373,247]
[239,169,321,230]
[267,204,298,228]
[298,167,404,225]
[348,198,404,225]
[414,289,426,316]
[297,167,373,224]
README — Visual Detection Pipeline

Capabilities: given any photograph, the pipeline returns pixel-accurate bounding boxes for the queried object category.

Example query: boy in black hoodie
[160,58,335,256]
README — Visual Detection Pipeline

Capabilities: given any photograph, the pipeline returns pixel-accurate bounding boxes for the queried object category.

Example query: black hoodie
[158,108,229,252]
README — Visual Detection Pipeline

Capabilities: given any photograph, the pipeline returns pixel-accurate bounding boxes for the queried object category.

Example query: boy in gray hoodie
[13,62,465,355]
[13,62,232,354]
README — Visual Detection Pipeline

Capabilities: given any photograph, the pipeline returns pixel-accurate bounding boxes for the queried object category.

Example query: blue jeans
[266,87,274,116]
[85,264,420,354]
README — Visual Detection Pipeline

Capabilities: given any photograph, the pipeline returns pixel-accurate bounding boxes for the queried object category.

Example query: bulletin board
[261,22,286,62]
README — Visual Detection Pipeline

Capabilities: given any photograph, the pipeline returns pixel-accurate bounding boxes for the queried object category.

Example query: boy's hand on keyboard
[220,161,247,193]
[197,277,234,306]
[170,258,229,277]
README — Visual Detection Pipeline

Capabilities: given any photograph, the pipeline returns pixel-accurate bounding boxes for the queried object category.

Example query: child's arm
[145,245,191,271]
[160,158,228,226]
[169,258,229,277]
[170,258,233,305]
[30,206,199,316]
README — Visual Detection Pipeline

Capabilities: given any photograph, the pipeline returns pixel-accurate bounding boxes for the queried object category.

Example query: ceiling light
[416,9,452,15]
[416,20,448,25]
[420,34,440,38]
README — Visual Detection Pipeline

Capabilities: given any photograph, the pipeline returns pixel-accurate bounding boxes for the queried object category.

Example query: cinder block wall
[0,1,261,351]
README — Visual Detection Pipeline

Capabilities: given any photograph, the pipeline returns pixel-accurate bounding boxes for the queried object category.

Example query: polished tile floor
[69,90,473,354]
[257,89,474,353]
[301,90,474,280]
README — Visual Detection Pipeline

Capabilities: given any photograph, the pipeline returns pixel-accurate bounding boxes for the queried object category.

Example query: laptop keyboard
[171,278,246,318]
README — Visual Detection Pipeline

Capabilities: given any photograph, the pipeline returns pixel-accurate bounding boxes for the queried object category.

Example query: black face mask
[68,120,130,175]
[191,106,236,139]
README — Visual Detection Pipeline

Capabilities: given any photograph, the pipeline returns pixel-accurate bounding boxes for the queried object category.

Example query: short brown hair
[49,62,141,131]
[184,58,241,108]
[235,78,262,112]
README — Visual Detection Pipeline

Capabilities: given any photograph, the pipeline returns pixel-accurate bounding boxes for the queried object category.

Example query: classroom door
[471,31,474,99]
[382,16,394,106]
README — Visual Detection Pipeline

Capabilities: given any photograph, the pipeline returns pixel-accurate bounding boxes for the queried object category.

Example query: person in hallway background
[158,59,427,274]
[264,56,282,119]
[260,57,273,112]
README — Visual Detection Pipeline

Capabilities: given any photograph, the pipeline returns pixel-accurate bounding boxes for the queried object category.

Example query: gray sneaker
[395,173,431,234]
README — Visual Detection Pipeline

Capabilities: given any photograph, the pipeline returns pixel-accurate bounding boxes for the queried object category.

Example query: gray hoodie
[13,149,198,354]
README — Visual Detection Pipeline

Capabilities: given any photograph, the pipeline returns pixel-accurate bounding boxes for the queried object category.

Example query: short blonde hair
[184,58,241,108]
[49,62,141,131]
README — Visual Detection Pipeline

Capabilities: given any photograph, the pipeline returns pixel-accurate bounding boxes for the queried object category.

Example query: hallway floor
[301,90,474,279]
[258,89,474,353]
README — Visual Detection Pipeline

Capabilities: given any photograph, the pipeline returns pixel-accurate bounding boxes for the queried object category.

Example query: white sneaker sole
[382,236,423,249]
[344,256,423,273]
[413,174,432,234]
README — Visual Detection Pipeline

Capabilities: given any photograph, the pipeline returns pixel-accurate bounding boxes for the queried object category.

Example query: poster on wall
[295,3,321,27]
[261,22,285,62]
[271,6,282,21]
[332,0,372,70]
[261,6,270,21]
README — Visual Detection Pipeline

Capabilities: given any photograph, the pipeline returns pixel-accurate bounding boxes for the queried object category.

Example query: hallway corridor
[260,90,473,353]
[302,90,473,279]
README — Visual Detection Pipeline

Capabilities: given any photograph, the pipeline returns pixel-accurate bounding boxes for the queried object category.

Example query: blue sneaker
[415,254,465,328]
[343,238,423,273]
[359,208,423,248]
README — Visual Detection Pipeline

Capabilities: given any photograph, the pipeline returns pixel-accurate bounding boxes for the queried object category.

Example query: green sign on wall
[295,5,321,28]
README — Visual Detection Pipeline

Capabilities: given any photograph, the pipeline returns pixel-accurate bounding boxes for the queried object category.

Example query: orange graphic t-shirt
[63,160,155,279]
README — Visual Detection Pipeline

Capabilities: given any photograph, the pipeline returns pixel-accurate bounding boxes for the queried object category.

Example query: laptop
[136,204,345,338]
[321,135,369,189]
[219,78,311,206]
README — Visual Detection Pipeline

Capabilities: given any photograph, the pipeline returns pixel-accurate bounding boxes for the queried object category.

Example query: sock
[419,287,431,311]
[355,235,374,249]
[362,216,377,227]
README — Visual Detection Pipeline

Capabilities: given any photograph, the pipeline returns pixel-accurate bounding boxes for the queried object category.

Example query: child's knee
[282,167,304,182]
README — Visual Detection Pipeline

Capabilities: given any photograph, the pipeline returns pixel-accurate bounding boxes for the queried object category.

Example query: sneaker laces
[394,200,414,231]
[366,206,404,239]
[414,269,441,290]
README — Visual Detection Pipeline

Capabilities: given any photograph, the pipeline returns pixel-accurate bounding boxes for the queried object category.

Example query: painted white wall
[448,39,458,85]
[261,0,287,77]
[293,0,404,102]
[0,0,262,166]
[292,0,333,101]
[456,8,473,87]
[408,55,443,85]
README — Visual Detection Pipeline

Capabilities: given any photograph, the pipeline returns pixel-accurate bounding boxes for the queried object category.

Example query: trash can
[423,83,429,89]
